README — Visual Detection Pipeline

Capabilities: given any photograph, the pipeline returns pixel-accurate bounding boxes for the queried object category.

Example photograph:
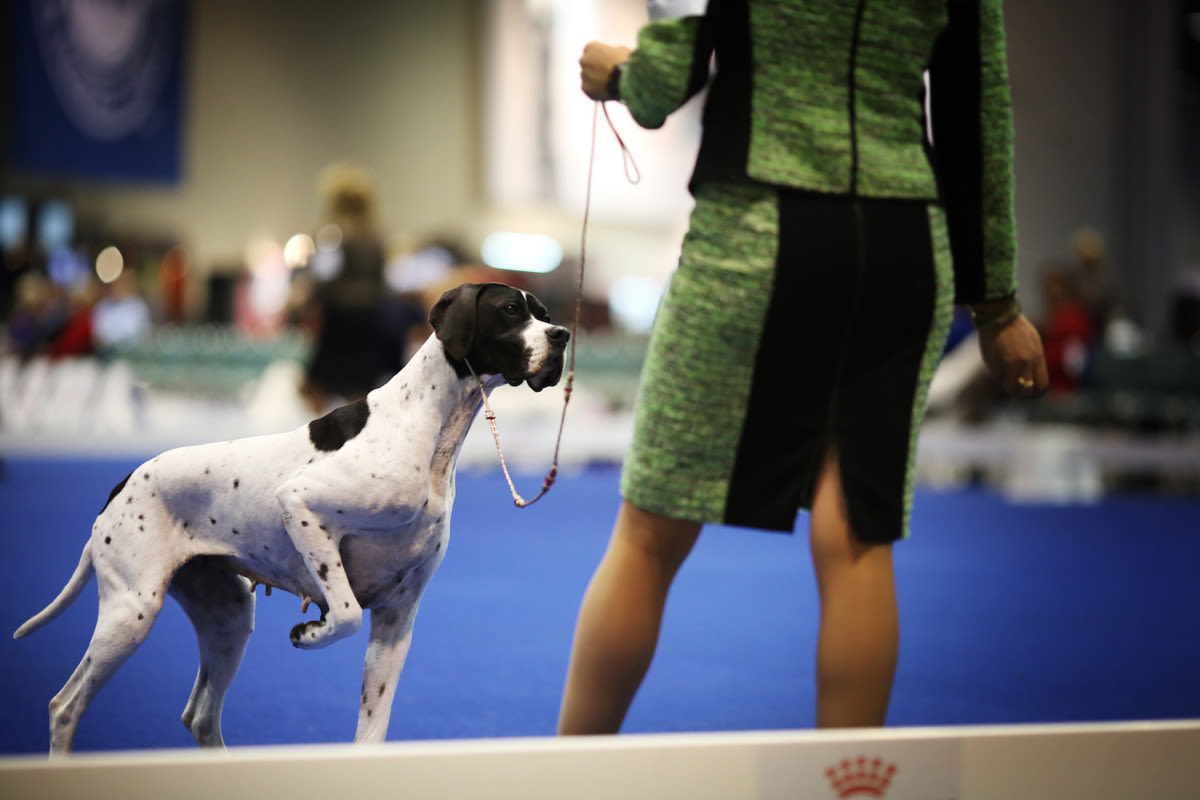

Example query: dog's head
[430,283,569,391]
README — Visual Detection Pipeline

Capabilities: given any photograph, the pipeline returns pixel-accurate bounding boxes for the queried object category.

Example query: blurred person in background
[299,163,391,415]
[5,271,69,360]
[1070,226,1128,345]
[48,276,103,359]
[91,269,152,355]
[1037,261,1094,395]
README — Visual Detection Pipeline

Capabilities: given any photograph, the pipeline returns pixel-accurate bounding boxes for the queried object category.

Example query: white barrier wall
[2,721,1197,800]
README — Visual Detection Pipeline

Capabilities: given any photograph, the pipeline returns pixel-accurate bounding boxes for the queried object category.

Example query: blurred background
[2,0,1200,498]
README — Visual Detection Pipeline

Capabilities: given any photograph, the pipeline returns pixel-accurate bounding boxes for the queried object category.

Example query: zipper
[847,0,867,196]
[824,0,870,447]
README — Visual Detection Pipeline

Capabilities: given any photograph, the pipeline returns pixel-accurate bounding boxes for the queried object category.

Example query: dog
[13,282,569,754]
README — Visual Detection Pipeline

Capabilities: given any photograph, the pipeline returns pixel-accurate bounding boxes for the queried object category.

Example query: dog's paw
[289,613,360,649]
[290,620,327,649]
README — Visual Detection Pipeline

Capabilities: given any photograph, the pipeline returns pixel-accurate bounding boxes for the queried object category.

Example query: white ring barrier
[1,720,1197,800]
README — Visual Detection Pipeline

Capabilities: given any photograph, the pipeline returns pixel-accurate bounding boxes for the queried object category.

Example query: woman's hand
[977,313,1049,397]
[580,42,631,100]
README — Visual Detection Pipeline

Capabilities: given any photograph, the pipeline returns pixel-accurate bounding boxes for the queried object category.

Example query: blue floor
[2,456,1198,754]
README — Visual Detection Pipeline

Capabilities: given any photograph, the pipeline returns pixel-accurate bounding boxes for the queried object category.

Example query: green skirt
[620,182,954,541]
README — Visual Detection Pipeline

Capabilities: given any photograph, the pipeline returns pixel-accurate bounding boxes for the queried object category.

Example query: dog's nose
[547,326,570,345]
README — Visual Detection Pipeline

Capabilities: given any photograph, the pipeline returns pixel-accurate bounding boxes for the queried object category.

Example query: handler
[558,0,1048,733]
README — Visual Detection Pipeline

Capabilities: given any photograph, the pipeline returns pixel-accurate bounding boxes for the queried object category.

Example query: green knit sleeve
[620,15,712,130]
[977,0,1017,301]
[928,0,1018,305]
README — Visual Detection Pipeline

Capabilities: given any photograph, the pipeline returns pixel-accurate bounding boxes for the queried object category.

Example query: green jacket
[617,0,1017,304]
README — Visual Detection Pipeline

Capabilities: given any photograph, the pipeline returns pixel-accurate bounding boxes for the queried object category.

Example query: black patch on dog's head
[101,472,133,514]
[429,282,565,388]
[309,397,371,452]
[429,283,483,362]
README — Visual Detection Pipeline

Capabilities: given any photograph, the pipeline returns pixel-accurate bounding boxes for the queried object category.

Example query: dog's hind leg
[169,557,255,748]
[47,568,168,755]
[354,603,418,743]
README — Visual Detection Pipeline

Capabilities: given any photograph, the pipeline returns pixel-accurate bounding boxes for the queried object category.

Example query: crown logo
[824,756,898,798]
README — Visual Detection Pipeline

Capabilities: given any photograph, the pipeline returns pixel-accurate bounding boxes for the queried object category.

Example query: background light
[283,233,315,269]
[95,245,125,284]
[481,232,563,274]
[608,275,663,334]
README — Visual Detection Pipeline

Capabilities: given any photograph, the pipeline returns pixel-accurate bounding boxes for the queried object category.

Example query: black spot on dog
[435,542,442,551]
[209,517,217,525]
[232,528,239,536]
[318,563,329,581]
[233,478,240,489]
[301,521,309,527]
[104,536,111,545]
[378,684,386,698]
[309,398,371,452]
[137,613,144,620]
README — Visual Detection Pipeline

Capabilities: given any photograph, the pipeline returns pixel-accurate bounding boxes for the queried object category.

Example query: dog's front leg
[276,487,362,649]
[355,603,418,742]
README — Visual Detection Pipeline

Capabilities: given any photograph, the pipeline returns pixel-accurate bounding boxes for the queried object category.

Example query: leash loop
[475,101,636,508]
[601,102,641,185]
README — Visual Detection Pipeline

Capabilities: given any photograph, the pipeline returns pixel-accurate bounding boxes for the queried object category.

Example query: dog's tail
[13,541,95,640]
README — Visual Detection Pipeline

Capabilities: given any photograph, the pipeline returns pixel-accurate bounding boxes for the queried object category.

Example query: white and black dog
[13,282,569,754]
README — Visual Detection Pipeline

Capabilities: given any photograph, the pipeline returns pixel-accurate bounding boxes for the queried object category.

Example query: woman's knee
[613,500,702,574]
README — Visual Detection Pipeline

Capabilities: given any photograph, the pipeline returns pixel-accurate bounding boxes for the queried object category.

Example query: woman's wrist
[605,63,623,101]
[969,296,1022,331]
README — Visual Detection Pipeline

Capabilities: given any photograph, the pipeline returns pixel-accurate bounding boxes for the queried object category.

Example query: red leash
[472,101,638,507]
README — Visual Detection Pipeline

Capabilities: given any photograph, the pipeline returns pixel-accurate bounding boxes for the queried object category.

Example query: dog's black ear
[430,283,481,361]
[526,291,550,322]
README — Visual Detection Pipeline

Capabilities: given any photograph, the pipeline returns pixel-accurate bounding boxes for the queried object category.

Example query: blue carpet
[1,456,1198,754]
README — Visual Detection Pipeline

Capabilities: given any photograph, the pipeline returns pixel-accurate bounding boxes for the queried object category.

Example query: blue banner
[7,0,186,183]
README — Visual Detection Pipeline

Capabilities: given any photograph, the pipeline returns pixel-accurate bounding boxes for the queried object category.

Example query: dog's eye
[503,303,520,316]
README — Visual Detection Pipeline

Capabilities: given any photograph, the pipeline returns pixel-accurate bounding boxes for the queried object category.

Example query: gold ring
[1017,377,1034,388]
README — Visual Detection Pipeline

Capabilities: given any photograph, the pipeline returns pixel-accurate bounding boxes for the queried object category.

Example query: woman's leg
[558,500,702,735]
[809,448,899,727]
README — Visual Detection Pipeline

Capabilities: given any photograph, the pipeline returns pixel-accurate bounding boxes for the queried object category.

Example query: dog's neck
[373,334,502,447]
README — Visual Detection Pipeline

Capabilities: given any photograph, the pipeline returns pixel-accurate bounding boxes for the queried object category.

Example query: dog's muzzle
[518,325,570,392]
